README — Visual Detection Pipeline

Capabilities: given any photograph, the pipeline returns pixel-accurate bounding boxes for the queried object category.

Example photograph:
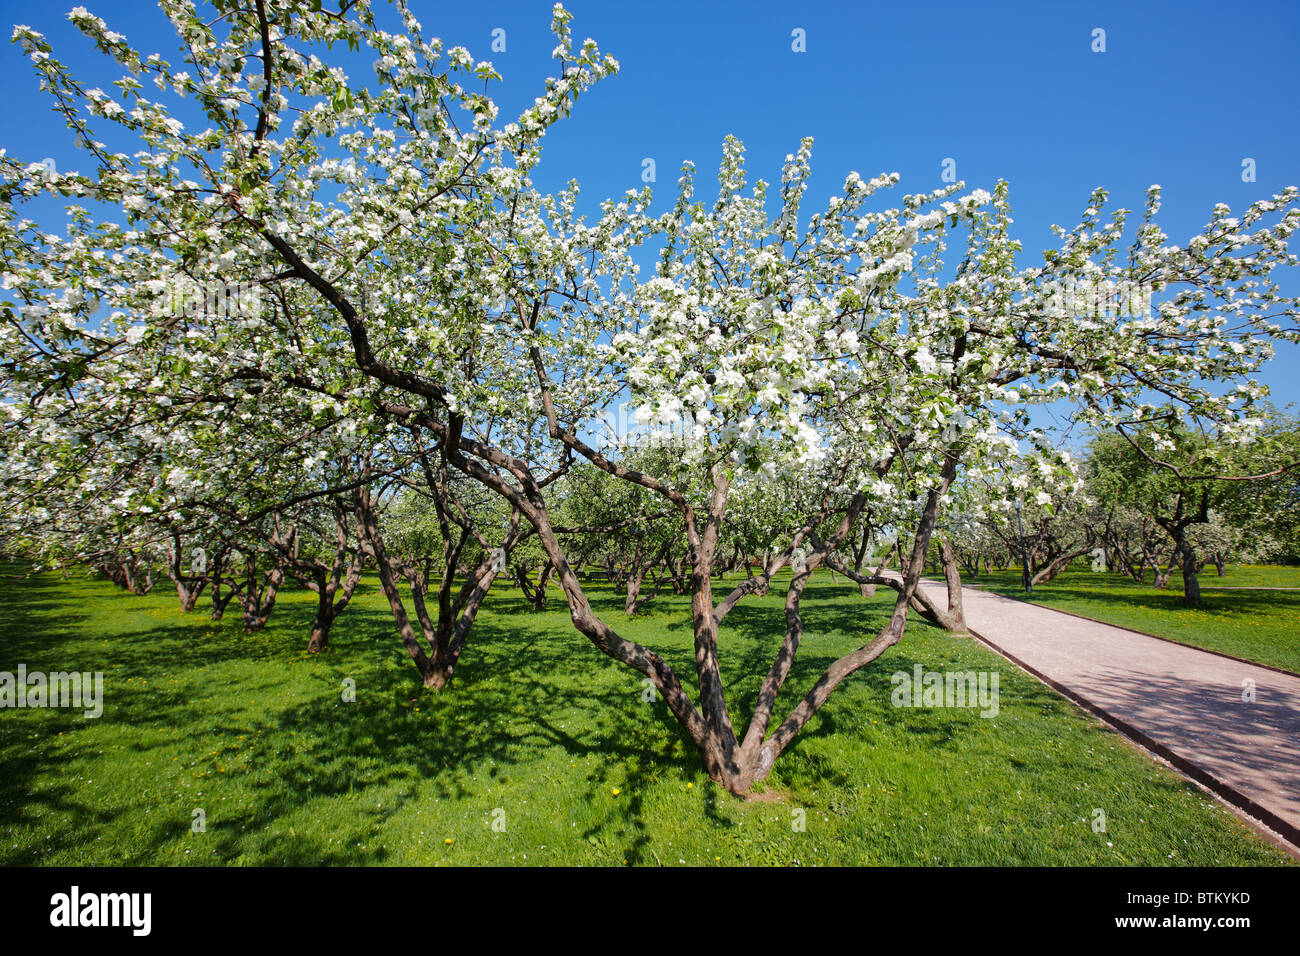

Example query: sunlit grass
[0,563,1289,865]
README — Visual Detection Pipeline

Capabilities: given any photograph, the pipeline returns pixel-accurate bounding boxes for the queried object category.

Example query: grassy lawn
[966,566,1300,674]
[0,563,1290,866]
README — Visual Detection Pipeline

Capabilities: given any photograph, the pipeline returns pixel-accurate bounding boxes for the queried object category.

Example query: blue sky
[2,0,1298,420]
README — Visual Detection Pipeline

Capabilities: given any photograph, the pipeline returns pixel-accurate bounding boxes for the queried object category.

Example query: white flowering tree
[1084,420,1298,606]
[498,143,1300,792]
[952,461,1100,587]
[4,1,1298,795]
[1,0,615,638]
[494,144,1020,793]
[356,434,540,688]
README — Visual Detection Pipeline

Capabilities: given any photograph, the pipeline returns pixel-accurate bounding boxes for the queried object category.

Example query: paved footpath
[910,576,1300,848]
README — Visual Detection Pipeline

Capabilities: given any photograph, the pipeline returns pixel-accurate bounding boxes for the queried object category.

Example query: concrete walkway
[911,576,1300,850]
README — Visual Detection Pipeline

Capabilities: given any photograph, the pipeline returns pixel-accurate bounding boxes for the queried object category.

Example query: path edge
[964,623,1300,862]
[961,584,1300,680]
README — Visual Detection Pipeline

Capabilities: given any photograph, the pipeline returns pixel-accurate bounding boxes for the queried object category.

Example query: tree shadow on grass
[0,564,713,864]
[185,580,978,862]
[8,566,1200,865]
[976,572,1300,618]
[173,612,711,864]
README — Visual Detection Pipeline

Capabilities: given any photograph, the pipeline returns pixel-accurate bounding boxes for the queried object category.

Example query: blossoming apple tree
[3,0,1298,796]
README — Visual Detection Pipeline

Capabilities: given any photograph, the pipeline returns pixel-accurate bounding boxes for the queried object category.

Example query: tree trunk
[306,585,336,653]
[241,559,285,632]
[514,562,552,610]
[303,513,365,653]
[1031,545,1093,586]
[624,566,644,615]
[893,536,966,632]
[937,537,966,630]
[1153,548,1176,589]
[358,480,519,690]
[624,538,657,616]
[211,585,239,621]
[1180,539,1203,608]
[447,399,958,796]
[176,582,204,613]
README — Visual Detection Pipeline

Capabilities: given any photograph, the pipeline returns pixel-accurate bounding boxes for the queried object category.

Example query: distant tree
[1214,413,1300,564]
[1086,419,1299,605]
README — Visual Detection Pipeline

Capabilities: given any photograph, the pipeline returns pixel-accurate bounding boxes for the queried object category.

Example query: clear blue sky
[3,0,1298,415]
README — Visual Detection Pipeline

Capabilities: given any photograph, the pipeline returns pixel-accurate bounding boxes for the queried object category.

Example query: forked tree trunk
[241,555,287,633]
[625,539,669,615]
[1030,545,1093,587]
[1153,493,1208,607]
[624,563,645,615]
[204,548,242,621]
[359,482,521,689]
[452,413,959,796]
[305,550,364,653]
[291,509,366,653]
[1153,548,1177,589]
[514,562,551,610]
[165,533,208,613]
[211,581,241,621]
[537,561,552,605]
[306,563,360,652]
[175,581,205,612]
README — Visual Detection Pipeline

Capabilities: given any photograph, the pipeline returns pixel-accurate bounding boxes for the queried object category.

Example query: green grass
[966,566,1300,674]
[1192,565,1300,588]
[0,563,1290,866]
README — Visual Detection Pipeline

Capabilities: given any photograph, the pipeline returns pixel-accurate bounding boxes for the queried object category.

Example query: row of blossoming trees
[2,0,1298,794]
[905,410,1300,613]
